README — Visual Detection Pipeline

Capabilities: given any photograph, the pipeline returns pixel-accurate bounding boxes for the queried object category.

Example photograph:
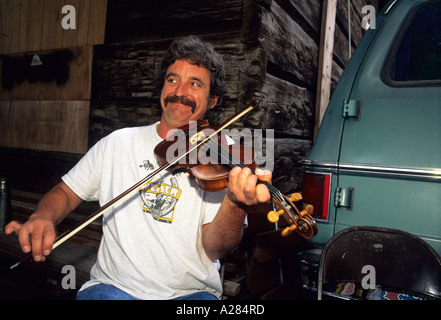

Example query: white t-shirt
[62,122,225,299]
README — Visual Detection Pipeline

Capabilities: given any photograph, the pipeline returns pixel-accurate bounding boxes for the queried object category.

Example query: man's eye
[191,81,201,87]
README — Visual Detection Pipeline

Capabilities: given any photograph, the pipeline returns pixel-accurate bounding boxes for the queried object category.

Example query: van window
[389,1,441,83]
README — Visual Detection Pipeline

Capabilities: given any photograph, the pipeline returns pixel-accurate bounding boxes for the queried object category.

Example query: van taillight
[302,172,331,221]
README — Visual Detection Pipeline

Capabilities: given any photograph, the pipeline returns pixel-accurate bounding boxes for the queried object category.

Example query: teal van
[299,0,441,290]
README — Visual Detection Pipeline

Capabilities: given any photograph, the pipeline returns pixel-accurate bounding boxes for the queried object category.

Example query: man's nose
[174,82,188,97]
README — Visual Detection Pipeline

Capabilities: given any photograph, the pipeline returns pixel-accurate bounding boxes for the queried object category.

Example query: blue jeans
[76,283,218,300]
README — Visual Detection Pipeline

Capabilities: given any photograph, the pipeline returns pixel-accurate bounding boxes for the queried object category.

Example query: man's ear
[209,96,219,109]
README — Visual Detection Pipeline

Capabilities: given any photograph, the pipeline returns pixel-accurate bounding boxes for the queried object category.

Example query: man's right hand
[4,181,82,262]
[5,214,56,262]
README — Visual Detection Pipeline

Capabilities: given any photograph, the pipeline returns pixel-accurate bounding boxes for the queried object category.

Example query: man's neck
[156,120,178,139]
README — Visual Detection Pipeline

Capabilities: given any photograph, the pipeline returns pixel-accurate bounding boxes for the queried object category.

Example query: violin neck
[219,151,280,201]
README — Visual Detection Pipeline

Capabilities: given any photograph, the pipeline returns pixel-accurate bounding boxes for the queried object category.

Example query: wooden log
[251,73,315,137]
[333,23,352,67]
[285,0,322,35]
[272,138,312,193]
[259,1,319,89]
[105,0,243,43]
[336,0,364,48]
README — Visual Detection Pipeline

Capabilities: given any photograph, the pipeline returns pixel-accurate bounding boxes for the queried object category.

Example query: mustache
[164,95,197,113]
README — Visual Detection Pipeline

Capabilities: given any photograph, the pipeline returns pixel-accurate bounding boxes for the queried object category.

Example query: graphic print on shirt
[139,159,154,171]
[139,177,182,223]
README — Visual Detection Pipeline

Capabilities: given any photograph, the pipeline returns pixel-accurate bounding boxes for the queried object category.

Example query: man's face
[160,59,218,130]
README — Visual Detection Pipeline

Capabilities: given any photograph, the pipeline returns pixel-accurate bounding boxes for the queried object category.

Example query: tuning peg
[267,209,284,223]
[288,193,302,202]
[281,224,297,237]
[299,205,314,217]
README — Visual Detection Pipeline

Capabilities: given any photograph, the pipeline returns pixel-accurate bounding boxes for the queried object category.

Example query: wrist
[225,191,248,210]
[224,192,263,215]
[29,209,57,225]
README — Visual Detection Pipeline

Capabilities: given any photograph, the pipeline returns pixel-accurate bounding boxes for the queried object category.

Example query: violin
[153,102,317,239]
[10,100,317,269]
[153,119,256,192]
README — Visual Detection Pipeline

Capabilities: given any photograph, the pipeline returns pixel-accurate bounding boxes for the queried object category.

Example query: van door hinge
[334,187,354,210]
[343,100,362,120]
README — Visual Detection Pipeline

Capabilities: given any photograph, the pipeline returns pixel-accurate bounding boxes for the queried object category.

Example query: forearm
[32,182,82,225]
[202,195,247,260]
[202,167,272,260]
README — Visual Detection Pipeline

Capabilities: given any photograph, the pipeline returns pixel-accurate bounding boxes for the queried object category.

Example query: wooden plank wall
[0,46,93,154]
[0,0,107,154]
[0,100,90,153]
[0,0,107,55]
[0,47,93,100]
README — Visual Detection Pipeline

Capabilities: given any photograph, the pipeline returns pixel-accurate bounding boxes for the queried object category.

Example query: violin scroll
[267,192,317,239]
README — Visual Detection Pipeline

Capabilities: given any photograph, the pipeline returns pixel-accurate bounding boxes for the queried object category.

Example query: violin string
[201,139,285,204]
[169,102,280,199]
[174,102,256,168]
[177,101,291,205]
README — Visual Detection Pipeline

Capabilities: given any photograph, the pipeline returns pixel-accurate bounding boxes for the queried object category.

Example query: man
[5,36,271,300]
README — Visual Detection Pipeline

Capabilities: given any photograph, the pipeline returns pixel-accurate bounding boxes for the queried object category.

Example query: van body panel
[306,15,386,165]
[302,0,441,258]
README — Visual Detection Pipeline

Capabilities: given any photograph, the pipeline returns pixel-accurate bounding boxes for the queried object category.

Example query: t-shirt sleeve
[61,138,106,202]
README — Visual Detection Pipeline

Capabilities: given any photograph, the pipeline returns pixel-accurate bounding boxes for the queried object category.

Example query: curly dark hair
[158,35,226,107]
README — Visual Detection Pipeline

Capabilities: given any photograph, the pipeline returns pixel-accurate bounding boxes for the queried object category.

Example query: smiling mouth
[164,95,196,113]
